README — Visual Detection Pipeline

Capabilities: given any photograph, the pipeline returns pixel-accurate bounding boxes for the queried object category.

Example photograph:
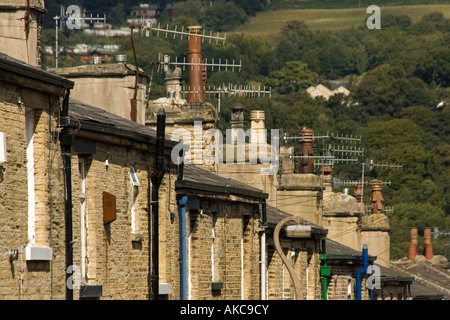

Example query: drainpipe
[355,244,368,300]
[150,109,166,300]
[178,194,188,300]
[176,146,188,300]
[59,90,73,300]
[260,200,268,300]
[319,253,330,300]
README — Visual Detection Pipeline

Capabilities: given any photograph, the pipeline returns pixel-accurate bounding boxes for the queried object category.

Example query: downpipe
[59,90,73,301]
[150,109,166,300]
[355,244,368,300]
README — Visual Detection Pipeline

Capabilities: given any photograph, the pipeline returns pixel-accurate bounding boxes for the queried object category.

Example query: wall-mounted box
[80,285,103,299]
[159,283,172,295]
[0,132,6,165]
[285,225,312,238]
[211,280,223,291]
[25,245,53,261]
[103,192,116,224]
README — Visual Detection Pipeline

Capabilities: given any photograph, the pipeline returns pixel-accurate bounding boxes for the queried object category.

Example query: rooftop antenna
[137,20,245,106]
[138,20,227,44]
[53,5,107,68]
[339,159,403,213]
[183,83,271,112]
[281,131,363,169]
[360,159,403,208]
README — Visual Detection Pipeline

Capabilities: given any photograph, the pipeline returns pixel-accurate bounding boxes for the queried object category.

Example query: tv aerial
[53,5,107,68]
[136,20,270,109]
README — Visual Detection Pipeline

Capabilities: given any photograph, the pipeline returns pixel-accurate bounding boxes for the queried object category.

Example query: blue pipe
[178,195,188,300]
[356,244,368,300]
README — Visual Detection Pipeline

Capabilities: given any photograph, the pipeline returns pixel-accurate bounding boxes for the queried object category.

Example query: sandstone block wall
[0,82,66,299]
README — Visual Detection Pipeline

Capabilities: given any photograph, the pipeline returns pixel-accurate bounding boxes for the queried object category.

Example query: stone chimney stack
[230,102,245,143]
[0,0,45,66]
[187,26,206,104]
[165,67,183,100]
[250,110,266,146]
[424,227,433,260]
[298,127,315,174]
[408,227,417,259]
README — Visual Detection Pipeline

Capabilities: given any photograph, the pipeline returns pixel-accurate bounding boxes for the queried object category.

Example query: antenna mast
[53,6,107,68]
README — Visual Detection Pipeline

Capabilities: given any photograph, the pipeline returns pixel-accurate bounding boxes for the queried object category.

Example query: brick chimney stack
[408,227,417,259]
[298,127,315,174]
[424,227,433,260]
[187,26,206,104]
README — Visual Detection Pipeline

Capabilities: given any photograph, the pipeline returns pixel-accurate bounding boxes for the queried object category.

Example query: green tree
[174,0,204,23]
[202,0,248,32]
[264,61,318,95]
[232,0,266,16]
[108,2,126,28]
[274,21,313,68]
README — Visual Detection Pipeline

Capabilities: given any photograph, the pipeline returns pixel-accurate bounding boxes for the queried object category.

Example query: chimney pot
[424,227,433,260]
[187,26,205,104]
[408,228,417,259]
[369,179,383,214]
[298,127,315,174]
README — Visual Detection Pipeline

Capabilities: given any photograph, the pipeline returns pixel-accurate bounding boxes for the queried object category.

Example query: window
[130,165,140,187]
[130,166,140,234]
[25,109,35,245]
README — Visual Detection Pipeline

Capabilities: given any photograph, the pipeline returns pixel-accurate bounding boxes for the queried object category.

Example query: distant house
[130,4,158,18]
[333,85,350,96]
[306,84,350,100]
[130,3,177,18]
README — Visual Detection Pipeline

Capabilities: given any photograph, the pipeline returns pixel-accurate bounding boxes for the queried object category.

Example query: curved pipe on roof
[273,215,305,300]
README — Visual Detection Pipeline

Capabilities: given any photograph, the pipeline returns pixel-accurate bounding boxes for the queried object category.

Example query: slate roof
[176,164,268,199]
[391,259,450,300]
[265,205,327,236]
[69,98,177,148]
[324,239,418,288]
[0,52,73,90]
[324,238,376,263]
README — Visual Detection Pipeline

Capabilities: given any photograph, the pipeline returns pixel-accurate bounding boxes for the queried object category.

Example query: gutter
[175,179,268,200]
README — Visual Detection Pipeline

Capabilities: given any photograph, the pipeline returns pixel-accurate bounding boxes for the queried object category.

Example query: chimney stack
[298,127,315,174]
[408,227,417,259]
[250,110,266,146]
[424,227,433,260]
[187,26,205,104]
[369,179,383,214]
[0,1,45,66]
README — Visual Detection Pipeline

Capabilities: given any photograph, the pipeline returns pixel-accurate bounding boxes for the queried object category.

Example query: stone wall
[0,82,66,299]
[184,200,260,300]
[266,241,322,300]
[69,139,179,299]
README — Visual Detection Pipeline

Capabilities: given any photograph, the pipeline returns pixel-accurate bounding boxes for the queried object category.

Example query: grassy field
[232,4,450,45]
